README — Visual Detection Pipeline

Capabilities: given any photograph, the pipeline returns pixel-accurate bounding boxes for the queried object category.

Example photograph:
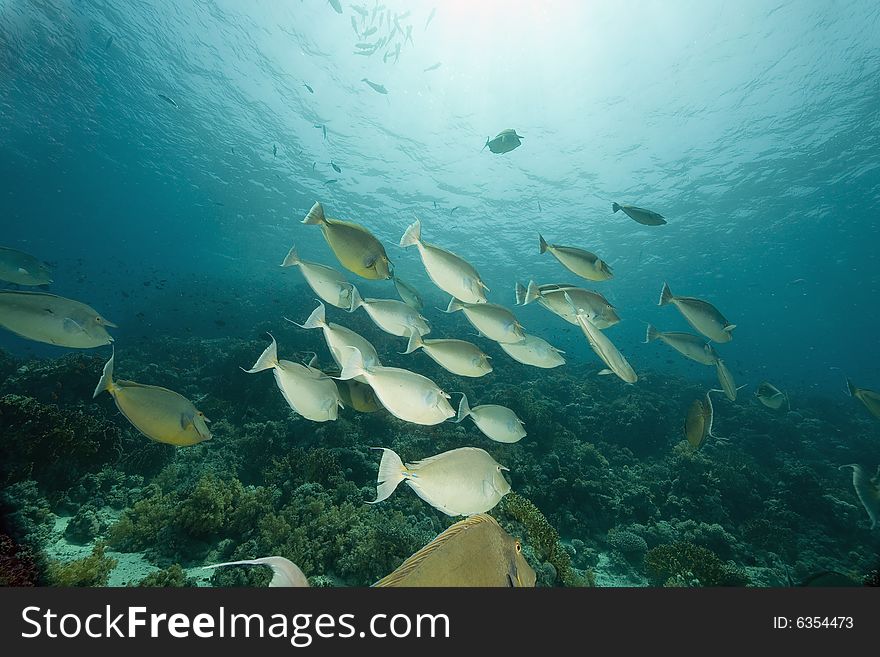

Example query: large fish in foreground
[373,514,535,587]
[0,290,115,348]
[456,394,526,444]
[93,350,211,446]
[847,379,880,419]
[839,464,880,529]
[658,282,735,343]
[371,446,510,516]
[302,202,392,280]
[399,219,488,304]
[0,246,53,285]
[517,281,619,329]
[684,390,721,450]
[565,293,636,383]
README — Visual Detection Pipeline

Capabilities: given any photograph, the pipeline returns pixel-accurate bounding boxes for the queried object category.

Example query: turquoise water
[1,1,879,586]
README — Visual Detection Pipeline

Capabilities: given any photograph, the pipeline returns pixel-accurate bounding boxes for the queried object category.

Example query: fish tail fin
[338,346,367,381]
[399,219,421,248]
[846,378,858,397]
[370,448,406,504]
[93,348,116,398]
[302,201,326,225]
[281,245,300,267]
[403,330,423,354]
[481,137,489,152]
[243,334,279,373]
[445,297,464,313]
[658,282,673,306]
[524,280,541,305]
[514,282,527,305]
[538,234,549,254]
[839,464,857,472]
[612,202,621,213]
[455,393,471,423]
[349,285,364,312]
[297,302,327,330]
[645,324,659,343]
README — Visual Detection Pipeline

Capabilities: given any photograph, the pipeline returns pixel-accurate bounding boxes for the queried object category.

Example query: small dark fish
[425,7,436,30]
[451,206,461,214]
[273,143,277,158]
[314,123,327,140]
[424,62,441,72]
[328,0,342,14]
[330,161,341,173]
[433,201,438,209]
[214,319,226,327]
[157,93,179,108]
[537,200,542,212]
[303,82,314,93]
[312,162,316,170]
[362,78,388,94]
[104,35,113,51]
[325,179,338,185]
[121,291,129,298]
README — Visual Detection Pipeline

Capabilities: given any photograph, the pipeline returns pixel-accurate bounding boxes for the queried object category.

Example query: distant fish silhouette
[362,78,388,94]
[433,201,438,209]
[157,93,179,108]
[330,161,341,173]
[104,35,113,51]
[328,0,342,15]
[451,206,461,214]
[303,82,314,93]
[314,123,327,140]
[324,179,338,185]
[424,62,441,72]
[273,143,277,158]
[425,7,436,30]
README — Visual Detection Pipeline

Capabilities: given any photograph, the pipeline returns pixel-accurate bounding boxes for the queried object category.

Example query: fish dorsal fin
[409,446,482,469]
[372,515,497,587]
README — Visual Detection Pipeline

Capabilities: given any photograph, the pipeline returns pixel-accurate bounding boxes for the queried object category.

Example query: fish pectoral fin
[62,317,86,334]
[362,253,378,268]
[179,409,195,431]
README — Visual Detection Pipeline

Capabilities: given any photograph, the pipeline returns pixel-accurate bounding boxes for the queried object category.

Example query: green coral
[644,542,750,587]
[47,543,117,587]
[135,564,197,587]
[499,492,590,587]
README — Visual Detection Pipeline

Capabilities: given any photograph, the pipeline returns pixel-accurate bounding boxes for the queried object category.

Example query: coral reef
[0,533,40,586]
[47,543,117,587]
[645,542,750,587]
[135,564,197,587]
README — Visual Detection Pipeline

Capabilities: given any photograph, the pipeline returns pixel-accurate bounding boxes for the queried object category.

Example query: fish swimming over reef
[565,293,636,383]
[658,282,735,343]
[302,202,392,280]
[0,290,115,348]
[373,514,535,587]
[93,350,211,446]
[684,389,721,450]
[517,281,619,329]
[455,393,526,444]
[349,286,430,338]
[839,464,880,529]
[281,245,355,309]
[445,298,525,344]
[498,332,565,368]
[404,332,492,378]
[393,276,423,310]
[846,379,880,419]
[0,246,53,285]
[645,324,718,366]
[204,557,309,587]
[291,302,380,373]
[755,381,789,410]
[371,446,511,516]
[538,235,613,282]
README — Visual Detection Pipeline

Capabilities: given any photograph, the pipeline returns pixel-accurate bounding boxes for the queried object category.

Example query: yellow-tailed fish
[393,276,423,310]
[399,218,488,304]
[404,331,492,378]
[839,464,880,529]
[755,382,789,410]
[373,514,535,587]
[338,347,453,425]
[517,281,619,329]
[498,332,565,368]
[684,390,720,450]
[612,202,666,225]
[0,246,52,285]
[659,282,735,343]
[445,298,525,344]
[565,292,637,383]
[847,379,880,419]
[538,235,613,282]
[455,393,525,444]
[242,335,342,422]
[349,286,430,337]
[0,290,115,348]
[371,446,510,516]
[645,324,718,365]
[92,350,211,446]
[203,557,309,587]
[289,302,380,374]
[281,245,355,310]
[302,202,392,280]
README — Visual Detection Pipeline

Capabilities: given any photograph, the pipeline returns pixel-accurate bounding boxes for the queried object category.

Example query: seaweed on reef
[134,564,197,587]
[644,542,750,587]
[47,542,117,587]
[498,492,592,587]
[0,352,106,406]
[0,532,41,586]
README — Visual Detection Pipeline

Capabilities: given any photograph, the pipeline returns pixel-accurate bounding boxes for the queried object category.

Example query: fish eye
[95,316,101,323]
[515,541,522,553]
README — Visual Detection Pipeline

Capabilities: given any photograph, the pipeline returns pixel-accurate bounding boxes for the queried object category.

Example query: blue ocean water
[2,0,879,395]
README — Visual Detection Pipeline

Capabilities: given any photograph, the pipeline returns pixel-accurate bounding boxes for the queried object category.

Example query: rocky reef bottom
[1,326,878,587]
